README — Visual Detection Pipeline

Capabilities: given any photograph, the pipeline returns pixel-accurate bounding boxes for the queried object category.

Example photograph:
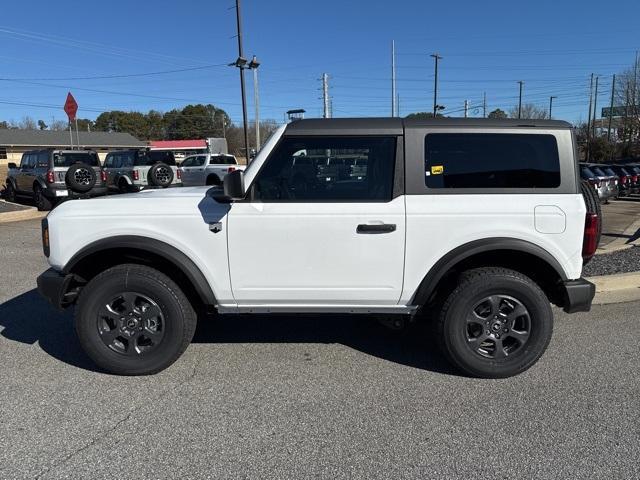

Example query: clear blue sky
[1,0,639,126]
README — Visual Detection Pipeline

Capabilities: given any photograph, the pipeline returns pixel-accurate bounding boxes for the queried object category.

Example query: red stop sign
[64,92,78,121]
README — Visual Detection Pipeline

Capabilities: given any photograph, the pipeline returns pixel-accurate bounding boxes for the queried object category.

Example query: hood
[48,186,229,220]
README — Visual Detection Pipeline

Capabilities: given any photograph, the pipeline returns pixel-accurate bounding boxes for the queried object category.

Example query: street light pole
[549,96,557,119]
[608,74,616,142]
[233,0,250,163]
[430,53,442,116]
[517,81,524,119]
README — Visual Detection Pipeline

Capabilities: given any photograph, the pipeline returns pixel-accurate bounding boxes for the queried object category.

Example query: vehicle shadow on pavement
[0,289,101,372]
[193,313,457,375]
[0,290,456,375]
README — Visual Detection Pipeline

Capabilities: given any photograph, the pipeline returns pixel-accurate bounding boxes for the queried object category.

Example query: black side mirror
[8,162,17,169]
[223,170,245,199]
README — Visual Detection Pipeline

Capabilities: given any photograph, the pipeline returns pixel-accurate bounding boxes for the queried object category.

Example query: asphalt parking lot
[1,219,639,479]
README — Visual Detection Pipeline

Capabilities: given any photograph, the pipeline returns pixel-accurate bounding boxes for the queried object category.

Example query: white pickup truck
[37,118,597,378]
[178,153,244,186]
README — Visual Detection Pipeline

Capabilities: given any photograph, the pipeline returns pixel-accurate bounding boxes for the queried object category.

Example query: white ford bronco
[37,118,598,378]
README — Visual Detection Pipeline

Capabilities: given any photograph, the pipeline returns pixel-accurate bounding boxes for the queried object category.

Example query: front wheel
[4,181,16,202]
[437,267,553,378]
[75,264,197,375]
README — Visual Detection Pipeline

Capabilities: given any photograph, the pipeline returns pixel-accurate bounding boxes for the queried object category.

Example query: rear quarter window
[424,133,561,189]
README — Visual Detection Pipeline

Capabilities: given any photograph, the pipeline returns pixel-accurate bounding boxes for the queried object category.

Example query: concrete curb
[586,271,640,305]
[0,203,46,224]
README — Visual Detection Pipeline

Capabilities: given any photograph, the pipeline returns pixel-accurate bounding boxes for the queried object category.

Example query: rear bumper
[562,278,596,313]
[36,268,76,310]
[45,185,108,198]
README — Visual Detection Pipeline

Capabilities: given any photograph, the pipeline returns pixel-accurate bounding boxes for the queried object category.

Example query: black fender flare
[64,236,217,305]
[115,174,134,186]
[410,237,568,306]
[32,177,48,191]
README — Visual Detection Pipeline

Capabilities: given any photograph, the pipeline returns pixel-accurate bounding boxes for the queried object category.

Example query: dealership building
[0,130,145,164]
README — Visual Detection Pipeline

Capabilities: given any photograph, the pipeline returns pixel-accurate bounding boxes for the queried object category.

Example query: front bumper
[36,268,76,310]
[562,278,596,313]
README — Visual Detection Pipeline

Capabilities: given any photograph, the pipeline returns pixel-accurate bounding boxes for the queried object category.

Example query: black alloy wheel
[97,292,165,356]
[465,295,531,359]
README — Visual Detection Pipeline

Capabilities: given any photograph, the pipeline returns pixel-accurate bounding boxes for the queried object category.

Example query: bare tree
[18,116,37,130]
[50,120,70,131]
[508,103,548,120]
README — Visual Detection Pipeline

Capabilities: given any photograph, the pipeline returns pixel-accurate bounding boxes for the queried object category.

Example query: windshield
[581,167,596,178]
[591,167,606,176]
[604,168,616,176]
[134,150,176,166]
[53,152,100,167]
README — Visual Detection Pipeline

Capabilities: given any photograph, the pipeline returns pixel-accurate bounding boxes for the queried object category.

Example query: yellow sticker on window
[431,165,444,175]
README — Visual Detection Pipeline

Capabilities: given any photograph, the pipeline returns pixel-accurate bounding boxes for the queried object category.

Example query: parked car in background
[580,164,611,202]
[103,149,181,192]
[178,153,244,186]
[614,164,640,194]
[5,149,107,211]
[608,165,634,197]
[586,164,617,201]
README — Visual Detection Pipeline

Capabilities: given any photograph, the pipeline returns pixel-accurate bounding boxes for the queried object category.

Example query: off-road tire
[33,185,53,211]
[4,181,16,202]
[436,267,553,379]
[206,174,221,186]
[148,163,174,187]
[75,264,197,375]
[65,163,97,193]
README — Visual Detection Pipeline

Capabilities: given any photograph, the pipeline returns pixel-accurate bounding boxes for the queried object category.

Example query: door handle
[357,223,396,234]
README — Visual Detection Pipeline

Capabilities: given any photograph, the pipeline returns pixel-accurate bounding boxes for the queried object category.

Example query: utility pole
[549,96,556,119]
[587,73,594,161]
[517,81,524,119]
[608,74,616,142]
[483,92,487,118]
[391,40,397,117]
[430,53,442,116]
[464,100,468,118]
[248,56,261,151]
[233,0,249,162]
[322,73,331,118]
[592,76,599,139]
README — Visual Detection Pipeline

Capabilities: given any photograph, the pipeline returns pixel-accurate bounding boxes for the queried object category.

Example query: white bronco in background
[37,118,597,378]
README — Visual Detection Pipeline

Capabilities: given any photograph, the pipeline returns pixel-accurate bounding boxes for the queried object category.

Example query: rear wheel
[4,181,16,202]
[437,267,553,379]
[75,264,197,375]
[33,185,53,211]
[206,174,221,186]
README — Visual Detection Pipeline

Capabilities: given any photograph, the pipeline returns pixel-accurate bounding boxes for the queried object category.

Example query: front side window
[252,136,397,201]
[424,133,561,189]
[181,156,196,167]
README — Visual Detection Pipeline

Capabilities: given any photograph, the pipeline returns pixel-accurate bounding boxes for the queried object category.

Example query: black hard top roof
[284,117,573,136]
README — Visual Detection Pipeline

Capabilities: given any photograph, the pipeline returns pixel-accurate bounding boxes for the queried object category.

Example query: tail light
[633,175,638,184]
[176,169,181,179]
[228,167,236,173]
[46,170,55,183]
[582,213,599,261]
[100,170,107,182]
[132,170,139,181]
[621,175,628,184]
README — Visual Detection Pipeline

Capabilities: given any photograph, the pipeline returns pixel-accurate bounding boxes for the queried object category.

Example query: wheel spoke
[99,327,119,345]
[125,332,141,355]
[506,329,530,345]
[492,339,507,359]
[507,303,528,322]
[488,295,501,316]
[141,304,162,321]
[120,292,138,313]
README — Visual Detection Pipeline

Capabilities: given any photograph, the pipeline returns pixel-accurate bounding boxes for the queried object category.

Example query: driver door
[227,135,406,306]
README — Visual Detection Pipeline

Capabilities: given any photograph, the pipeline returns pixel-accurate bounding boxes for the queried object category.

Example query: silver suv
[5,149,107,211]
[103,149,181,192]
